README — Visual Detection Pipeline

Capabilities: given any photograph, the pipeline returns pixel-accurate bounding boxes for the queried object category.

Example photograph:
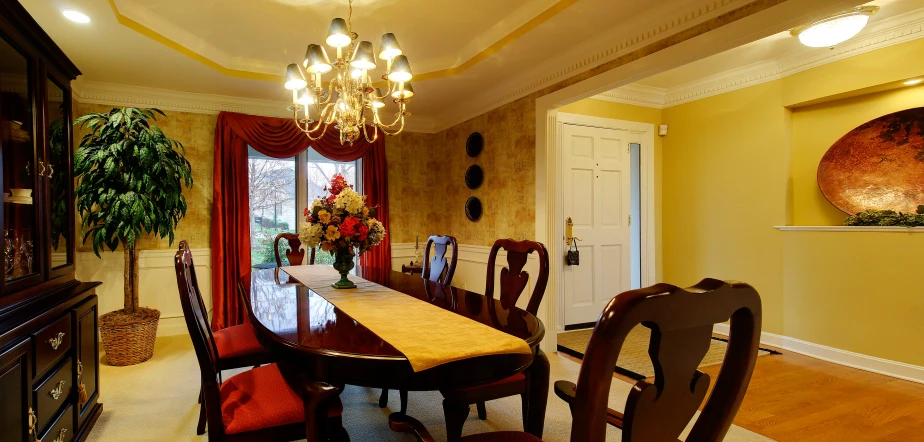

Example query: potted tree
[75,107,193,366]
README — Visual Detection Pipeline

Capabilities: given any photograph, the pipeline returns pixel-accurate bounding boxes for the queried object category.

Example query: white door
[562,123,634,326]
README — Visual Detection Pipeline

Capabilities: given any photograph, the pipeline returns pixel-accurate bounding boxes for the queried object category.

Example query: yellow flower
[321,242,333,252]
[362,207,369,217]
[324,225,340,241]
[318,210,331,224]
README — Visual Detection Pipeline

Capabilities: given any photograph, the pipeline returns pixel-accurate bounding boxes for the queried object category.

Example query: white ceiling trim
[71,80,438,133]
[601,7,924,109]
[431,0,748,131]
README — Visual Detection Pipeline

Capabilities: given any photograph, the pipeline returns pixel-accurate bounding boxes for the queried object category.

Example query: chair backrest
[570,279,762,442]
[274,232,315,266]
[422,235,458,284]
[485,239,549,315]
[174,241,226,436]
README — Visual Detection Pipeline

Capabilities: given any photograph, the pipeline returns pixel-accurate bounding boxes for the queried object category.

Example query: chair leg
[442,399,470,440]
[399,390,409,415]
[379,389,389,408]
[476,401,487,420]
[197,386,202,404]
[326,416,351,442]
[196,399,207,435]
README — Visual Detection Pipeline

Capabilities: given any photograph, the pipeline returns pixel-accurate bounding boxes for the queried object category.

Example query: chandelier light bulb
[350,41,377,70]
[387,55,413,83]
[350,69,364,79]
[284,63,308,90]
[304,44,332,74]
[378,33,403,60]
[791,6,878,48]
[296,88,316,105]
[326,18,352,48]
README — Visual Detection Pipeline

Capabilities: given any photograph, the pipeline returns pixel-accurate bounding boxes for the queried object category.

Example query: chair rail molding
[76,247,212,337]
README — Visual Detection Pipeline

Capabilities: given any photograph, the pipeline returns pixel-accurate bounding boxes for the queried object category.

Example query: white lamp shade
[350,40,377,70]
[284,63,308,90]
[379,33,402,60]
[326,18,352,48]
[387,55,413,83]
[304,44,332,74]
[296,88,316,105]
[391,83,414,99]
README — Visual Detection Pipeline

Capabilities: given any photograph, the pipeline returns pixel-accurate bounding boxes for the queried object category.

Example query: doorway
[556,113,654,330]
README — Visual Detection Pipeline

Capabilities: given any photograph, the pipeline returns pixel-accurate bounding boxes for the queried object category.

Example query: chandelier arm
[377,117,406,136]
[375,104,408,128]
[362,119,379,144]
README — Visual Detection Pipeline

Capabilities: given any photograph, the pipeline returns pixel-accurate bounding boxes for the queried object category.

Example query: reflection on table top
[242,267,544,360]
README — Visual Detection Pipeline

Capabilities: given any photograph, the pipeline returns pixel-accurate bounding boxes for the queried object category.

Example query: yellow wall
[662,81,791,335]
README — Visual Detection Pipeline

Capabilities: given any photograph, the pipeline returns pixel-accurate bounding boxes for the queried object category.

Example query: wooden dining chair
[422,235,458,284]
[380,234,460,412]
[439,239,549,439]
[274,232,315,266]
[175,241,276,435]
[397,279,762,442]
[176,244,349,441]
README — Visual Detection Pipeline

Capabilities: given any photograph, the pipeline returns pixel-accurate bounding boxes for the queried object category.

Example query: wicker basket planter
[99,307,161,366]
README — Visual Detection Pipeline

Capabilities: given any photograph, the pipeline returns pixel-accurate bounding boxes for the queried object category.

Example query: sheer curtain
[211,111,391,330]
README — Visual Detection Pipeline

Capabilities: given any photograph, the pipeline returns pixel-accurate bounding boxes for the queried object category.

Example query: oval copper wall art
[465,164,484,189]
[817,107,924,215]
[466,132,484,157]
[465,197,482,222]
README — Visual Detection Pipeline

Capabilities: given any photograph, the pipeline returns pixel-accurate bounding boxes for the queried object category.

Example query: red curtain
[211,111,391,330]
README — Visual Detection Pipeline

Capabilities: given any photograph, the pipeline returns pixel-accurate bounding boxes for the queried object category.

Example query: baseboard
[156,315,190,337]
[713,324,924,384]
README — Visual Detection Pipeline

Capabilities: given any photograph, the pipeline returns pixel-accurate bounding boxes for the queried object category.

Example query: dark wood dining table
[237,266,549,440]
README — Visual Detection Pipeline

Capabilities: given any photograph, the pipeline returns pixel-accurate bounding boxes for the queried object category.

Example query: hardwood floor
[560,346,924,441]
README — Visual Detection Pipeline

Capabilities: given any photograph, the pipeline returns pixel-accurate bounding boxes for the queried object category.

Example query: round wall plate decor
[466,132,484,157]
[465,164,484,189]
[817,107,924,215]
[465,197,483,222]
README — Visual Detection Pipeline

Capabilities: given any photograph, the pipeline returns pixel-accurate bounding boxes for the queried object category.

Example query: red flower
[339,216,361,238]
[303,207,309,217]
[358,224,369,242]
[327,194,336,204]
[329,173,348,196]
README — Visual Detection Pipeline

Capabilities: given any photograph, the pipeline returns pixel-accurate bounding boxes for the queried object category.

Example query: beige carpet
[87,335,775,441]
[558,326,775,379]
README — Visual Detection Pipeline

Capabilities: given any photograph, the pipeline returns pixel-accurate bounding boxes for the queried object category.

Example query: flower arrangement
[299,173,385,288]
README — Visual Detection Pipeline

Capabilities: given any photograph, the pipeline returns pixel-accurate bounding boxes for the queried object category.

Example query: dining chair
[175,241,276,435]
[380,234,460,412]
[398,279,763,442]
[422,235,459,284]
[274,232,315,266]
[439,239,549,439]
[176,244,349,441]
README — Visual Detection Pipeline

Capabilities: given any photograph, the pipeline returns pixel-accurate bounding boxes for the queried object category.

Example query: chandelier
[283,0,414,144]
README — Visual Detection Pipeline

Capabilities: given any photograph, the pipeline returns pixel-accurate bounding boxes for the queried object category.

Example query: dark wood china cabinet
[0,1,102,442]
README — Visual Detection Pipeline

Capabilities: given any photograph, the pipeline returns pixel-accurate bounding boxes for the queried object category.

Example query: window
[247,147,360,267]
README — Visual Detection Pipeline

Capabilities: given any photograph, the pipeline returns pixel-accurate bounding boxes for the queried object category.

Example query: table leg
[278,362,345,441]
[389,412,435,442]
[524,349,550,438]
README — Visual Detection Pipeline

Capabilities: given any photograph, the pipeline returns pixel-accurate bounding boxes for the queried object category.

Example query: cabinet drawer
[34,314,72,376]
[34,358,74,434]
[38,402,75,442]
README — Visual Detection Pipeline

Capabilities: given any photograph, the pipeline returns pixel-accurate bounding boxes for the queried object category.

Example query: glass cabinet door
[0,35,39,283]
[46,78,72,271]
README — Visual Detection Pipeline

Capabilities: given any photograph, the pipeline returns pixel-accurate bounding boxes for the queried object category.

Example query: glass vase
[331,248,356,289]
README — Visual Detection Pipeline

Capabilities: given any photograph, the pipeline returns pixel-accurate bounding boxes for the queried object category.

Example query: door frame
[553,113,657,334]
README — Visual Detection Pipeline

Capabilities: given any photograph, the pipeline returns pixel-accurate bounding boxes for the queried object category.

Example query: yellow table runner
[281,265,532,372]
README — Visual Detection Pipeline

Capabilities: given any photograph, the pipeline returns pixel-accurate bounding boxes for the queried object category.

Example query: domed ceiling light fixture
[284,0,414,144]
[791,6,879,48]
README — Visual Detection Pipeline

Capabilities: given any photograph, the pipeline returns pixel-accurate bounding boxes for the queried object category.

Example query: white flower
[298,222,323,248]
[333,188,364,214]
[310,198,323,211]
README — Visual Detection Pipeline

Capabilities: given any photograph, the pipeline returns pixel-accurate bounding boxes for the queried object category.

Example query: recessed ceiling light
[791,6,878,48]
[62,10,91,24]
[904,79,923,86]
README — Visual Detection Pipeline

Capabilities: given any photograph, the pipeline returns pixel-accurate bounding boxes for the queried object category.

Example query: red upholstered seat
[457,431,543,442]
[213,324,265,359]
[220,363,343,435]
[457,372,525,391]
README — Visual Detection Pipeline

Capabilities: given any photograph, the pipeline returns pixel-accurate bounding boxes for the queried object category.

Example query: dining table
[237,265,549,441]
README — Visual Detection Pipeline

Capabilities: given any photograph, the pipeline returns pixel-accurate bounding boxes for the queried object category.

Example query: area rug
[557,326,779,380]
[87,335,776,441]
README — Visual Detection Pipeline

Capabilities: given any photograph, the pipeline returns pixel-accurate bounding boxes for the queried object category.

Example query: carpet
[557,326,779,380]
[87,335,776,441]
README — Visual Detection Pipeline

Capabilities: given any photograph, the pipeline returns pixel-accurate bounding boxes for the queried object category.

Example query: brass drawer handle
[53,428,67,442]
[48,332,65,350]
[28,407,37,437]
[49,380,66,400]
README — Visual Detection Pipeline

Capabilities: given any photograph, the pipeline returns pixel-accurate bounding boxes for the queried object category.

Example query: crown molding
[430,0,753,131]
[605,6,924,109]
[71,79,438,133]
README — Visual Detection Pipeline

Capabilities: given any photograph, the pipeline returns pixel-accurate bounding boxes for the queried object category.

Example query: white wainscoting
[391,242,542,315]
[76,248,212,337]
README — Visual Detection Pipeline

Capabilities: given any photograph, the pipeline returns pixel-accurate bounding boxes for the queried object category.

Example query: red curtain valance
[211,111,391,330]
